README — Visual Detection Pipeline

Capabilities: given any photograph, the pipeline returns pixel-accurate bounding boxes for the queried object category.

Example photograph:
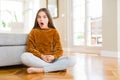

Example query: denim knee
[20,52,32,65]
[67,56,76,66]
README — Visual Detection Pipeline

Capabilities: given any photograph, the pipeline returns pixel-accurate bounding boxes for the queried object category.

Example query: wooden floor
[0,53,120,80]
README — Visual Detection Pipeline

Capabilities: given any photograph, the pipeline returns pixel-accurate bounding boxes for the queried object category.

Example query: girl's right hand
[41,54,48,62]
[46,55,55,62]
[41,54,54,63]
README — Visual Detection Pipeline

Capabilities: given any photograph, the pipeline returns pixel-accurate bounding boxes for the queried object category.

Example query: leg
[21,52,52,73]
[43,56,76,72]
[21,53,75,73]
[21,52,50,67]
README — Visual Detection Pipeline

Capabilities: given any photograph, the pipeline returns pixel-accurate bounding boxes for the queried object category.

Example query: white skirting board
[63,48,120,58]
[63,47,100,54]
[100,50,120,58]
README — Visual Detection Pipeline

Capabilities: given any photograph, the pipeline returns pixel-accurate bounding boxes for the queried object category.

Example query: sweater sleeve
[53,30,63,59]
[26,30,41,58]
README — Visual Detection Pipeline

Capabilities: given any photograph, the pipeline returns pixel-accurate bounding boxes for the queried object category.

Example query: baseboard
[119,52,120,58]
[63,47,100,54]
[100,50,119,58]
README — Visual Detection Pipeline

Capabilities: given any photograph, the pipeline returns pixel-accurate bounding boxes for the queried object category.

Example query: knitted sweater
[26,28,63,59]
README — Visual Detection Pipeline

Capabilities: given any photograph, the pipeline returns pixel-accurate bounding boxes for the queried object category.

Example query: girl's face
[37,11,49,29]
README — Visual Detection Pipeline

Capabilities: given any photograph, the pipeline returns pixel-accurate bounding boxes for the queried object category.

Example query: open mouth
[40,22,44,25]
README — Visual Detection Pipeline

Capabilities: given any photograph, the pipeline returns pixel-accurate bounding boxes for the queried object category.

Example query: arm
[26,30,41,58]
[53,30,63,59]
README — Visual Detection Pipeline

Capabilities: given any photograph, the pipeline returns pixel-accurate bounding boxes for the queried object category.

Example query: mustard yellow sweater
[26,28,63,59]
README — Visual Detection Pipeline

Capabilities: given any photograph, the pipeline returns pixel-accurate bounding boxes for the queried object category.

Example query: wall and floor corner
[101,0,118,58]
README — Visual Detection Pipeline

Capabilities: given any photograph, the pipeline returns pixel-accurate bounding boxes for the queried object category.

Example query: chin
[40,26,45,28]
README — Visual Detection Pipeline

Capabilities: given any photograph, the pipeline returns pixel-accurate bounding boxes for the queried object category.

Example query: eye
[37,15,41,18]
[43,15,47,18]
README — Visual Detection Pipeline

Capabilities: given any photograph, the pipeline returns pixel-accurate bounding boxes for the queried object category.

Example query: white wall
[24,0,41,33]
[118,0,120,63]
[101,0,118,57]
[53,0,67,47]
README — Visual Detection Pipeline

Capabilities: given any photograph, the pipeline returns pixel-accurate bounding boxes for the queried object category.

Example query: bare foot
[27,67,44,73]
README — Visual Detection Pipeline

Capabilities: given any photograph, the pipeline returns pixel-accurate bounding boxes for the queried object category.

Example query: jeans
[21,52,75,72]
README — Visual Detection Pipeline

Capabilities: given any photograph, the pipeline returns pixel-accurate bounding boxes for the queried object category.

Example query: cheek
[45,19,49,24]
[37,19,39,23]
[37,19,41,26]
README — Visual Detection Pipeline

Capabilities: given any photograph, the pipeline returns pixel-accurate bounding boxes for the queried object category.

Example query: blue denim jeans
[21,52,75,72]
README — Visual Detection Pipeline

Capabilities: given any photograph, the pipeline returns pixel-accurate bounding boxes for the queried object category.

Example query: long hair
[33,8,55,29]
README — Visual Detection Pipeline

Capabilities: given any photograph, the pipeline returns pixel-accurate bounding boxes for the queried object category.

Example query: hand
[46,55,55,62]
[41,54,54,63]
[41,54,48,62]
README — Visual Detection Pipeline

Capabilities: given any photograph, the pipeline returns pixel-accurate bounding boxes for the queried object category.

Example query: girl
[21,8,75,73]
